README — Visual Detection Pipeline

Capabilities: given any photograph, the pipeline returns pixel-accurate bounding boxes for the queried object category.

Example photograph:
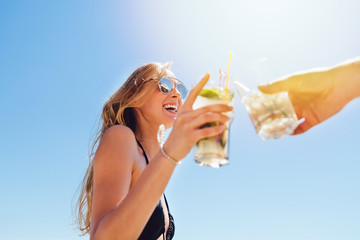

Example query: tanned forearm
[334,57,360,103]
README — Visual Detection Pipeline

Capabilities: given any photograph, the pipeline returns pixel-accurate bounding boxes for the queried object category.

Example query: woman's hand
[163,73,233,161]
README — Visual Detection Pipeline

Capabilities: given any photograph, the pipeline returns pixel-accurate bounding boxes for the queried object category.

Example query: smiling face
[134,70,183,130]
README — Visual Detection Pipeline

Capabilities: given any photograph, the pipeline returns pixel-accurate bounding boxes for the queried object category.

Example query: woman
[75,62,232,240]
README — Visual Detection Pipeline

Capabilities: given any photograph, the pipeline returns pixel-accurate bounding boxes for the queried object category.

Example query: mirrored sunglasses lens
[159,78,172,94]
[177,84,187,99]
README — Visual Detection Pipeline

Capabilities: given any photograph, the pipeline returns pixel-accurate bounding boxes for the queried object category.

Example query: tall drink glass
[193,86,235,168]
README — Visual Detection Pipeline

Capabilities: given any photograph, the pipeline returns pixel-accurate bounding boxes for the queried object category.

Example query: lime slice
[199,87,235,101]
[199,88,220,99]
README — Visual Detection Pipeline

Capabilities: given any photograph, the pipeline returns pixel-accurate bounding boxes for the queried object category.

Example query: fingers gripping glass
[145,77,188,99]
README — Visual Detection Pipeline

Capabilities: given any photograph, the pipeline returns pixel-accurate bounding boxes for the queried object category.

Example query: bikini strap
[163,194,170,211]
[136,139,149,165]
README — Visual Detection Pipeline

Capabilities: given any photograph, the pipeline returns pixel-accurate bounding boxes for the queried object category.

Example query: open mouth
[163,104,178,113]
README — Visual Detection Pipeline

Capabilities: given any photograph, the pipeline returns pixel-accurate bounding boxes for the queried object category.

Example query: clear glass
[235,81,298,140]
[193,86,235,168]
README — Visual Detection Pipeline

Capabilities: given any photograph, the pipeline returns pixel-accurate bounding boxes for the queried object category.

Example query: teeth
[164,104,178,112]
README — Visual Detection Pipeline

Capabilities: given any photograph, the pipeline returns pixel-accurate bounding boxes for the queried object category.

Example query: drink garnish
[199,88,234,100]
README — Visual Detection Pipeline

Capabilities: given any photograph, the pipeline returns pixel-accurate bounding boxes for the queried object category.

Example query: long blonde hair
[75,62,171,235]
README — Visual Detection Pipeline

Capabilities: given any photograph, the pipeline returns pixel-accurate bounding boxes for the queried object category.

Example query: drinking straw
[219,68,223,87]
[225,51,233,91]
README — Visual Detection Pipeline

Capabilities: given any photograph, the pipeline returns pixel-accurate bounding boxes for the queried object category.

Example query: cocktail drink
[193,87,235,168]
[235,81,298,139]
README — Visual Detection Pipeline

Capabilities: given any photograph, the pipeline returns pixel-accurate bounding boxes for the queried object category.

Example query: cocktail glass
[193,86,235,168]
[234,81,298,140]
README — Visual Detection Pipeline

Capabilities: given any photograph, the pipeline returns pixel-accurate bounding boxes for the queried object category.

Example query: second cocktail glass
[234,81,298,140]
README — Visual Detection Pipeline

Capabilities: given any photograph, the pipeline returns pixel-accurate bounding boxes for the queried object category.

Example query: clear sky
[1,0,359,239]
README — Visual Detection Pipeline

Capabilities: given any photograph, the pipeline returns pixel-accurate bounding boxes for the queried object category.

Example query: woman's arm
[91,125,177,240]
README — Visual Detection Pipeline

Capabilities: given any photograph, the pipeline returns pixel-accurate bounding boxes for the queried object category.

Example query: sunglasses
[145,77,188,99]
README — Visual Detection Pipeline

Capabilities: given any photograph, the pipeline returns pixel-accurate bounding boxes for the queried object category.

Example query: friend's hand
[258,68,347,135]
[163,73,233,161]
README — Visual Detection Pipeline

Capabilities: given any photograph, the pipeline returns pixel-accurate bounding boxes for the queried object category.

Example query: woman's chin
[162,109,177,126]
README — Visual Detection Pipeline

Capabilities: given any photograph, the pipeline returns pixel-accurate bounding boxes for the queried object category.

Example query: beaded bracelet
[160,145,181,165]
[157,124,182,166]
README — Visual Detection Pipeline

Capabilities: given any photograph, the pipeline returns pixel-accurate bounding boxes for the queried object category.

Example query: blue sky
[1,0,359,239]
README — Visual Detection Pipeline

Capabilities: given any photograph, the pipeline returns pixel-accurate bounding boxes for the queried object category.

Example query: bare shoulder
[91,125,140,235]
[94,125,138,170]
[102,125,136,142]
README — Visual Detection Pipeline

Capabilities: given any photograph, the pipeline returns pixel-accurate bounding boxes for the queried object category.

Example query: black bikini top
[136,140,175,240]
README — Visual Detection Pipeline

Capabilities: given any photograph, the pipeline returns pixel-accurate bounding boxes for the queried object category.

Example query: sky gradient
[1,0,359,239]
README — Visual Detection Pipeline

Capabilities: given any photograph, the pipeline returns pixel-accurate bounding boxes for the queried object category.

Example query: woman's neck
[134,123,160,160]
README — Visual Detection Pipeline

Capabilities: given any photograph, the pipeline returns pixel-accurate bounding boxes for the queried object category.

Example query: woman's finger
[190,104,233,117]
[181,73,210,111]
[189,112,230,130]
[175,104,232,126]
[193,124,226,140]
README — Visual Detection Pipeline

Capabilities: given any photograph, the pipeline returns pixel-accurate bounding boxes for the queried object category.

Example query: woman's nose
[170,86,181,98]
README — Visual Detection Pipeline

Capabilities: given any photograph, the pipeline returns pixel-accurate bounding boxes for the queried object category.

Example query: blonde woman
[75,62,232,240]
